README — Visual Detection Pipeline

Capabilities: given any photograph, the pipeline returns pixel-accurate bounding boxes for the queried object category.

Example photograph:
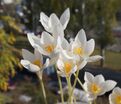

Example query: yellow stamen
[64,62,72,75]
[115,95,121,104]
[45,45,54,53]
[73,47,83,55]
[33,60,42,68]
[91,83,101,94]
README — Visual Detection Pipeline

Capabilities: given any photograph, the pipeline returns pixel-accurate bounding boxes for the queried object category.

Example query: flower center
[115,95,121,104]
[73,47,83,56]
[64,62,72,74]
[45,44,54,53]
[91,83,101,94]
[33,59,42,68]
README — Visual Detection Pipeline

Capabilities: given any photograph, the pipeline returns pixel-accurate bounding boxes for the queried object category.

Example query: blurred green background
[0,0,121,103]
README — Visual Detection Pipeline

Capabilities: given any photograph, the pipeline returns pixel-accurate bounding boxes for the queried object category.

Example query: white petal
[61,37,70,50]
[20,60,30,69]
[40,12,51,32]
[34,49,43,62]
[84,72,94,82]
[75,29,87,49]
[103,80,117,92]
[49,13,64,39]
[71,65,77,74]
[56,59,64,71]
[21,60,40,72]
[113,87,121,95]
[87,55,102,62]
[60,8,70,30]
[109,93,115,104]
[22,49,35,62]
[37,45,49,56]
[41,31,54,44]
[94,74,105,84]
[43,58,50,68]
[29,64,40,72]
[27,33,40,48]
[84,39,95,56]
[78,60,87,70]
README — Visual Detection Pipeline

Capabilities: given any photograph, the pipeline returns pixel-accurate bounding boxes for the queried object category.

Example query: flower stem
[54,65,64,104]
[40,79,48,104]
[67,69,80,102]
[36,73,47,104]
[73,73,85,90]
[66,76,73,104]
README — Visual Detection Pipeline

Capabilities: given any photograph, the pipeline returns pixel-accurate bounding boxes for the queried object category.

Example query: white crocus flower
[40,8,70,34]
[20,49,49,79]
[109,87,121,104]
[56,52,78,77]
[83,72,117,101]
[63,29,102,63]
[27,31,60,59]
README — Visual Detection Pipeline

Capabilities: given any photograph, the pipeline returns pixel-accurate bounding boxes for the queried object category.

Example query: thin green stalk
[68,69,80,102]
[93,99,97,104]
[66,76,73,104]
[36,72,47,104]
[40,79,48,104]
[73,73,85,90]
[54,66,64,104]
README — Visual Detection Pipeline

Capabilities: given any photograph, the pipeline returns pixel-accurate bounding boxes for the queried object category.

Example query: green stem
[57,72,64,104]
[68,69,80,102]
[36,73,47,104]
[40,79,48,104]
[73,73,85,90]
[66,76,73,104]
[54,65,64,104]
[93,99,97,104]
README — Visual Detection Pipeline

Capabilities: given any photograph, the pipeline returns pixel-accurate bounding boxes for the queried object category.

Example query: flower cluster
[21,8,119,104]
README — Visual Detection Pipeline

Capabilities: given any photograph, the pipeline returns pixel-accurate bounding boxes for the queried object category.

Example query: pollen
[64,62,72,74]
[115,95,121,104]
[33,59,42,68]
[45,44,54,53]
[73,47,83,55]
[91,83,101,94]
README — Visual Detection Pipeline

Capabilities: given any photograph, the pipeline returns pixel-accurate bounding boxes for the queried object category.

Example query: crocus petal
[78,60,87,70]
[113,87,121,95]
[34,49,43,62]
[60,8,70,30]
[94,74,105,84]
[20,60,30,69]
[22,49,35,62]
[49,13,64,39]
[84,39,95,56]
[71,65,77,74]
[109,93,115,104]
[75,29,87,49]
[40,31,54,44]
[87,55,102,62]
[84,72,94,82]
[39,12,51,32]
[57,59,64,71]
[104,80,117,92]
[43,58,50,69]
[29,63,40,72]
[27,33,41,48]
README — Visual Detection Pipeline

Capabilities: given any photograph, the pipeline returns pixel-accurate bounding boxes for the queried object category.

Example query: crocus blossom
[109,87,121,104]
[83,72,117,101]
[40,8,70,34]
[63,29,102,63]
[20,49,49,79]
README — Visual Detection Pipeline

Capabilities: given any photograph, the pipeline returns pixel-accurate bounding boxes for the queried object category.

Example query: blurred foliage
[0,29,22,91]
[0,93,12,104]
